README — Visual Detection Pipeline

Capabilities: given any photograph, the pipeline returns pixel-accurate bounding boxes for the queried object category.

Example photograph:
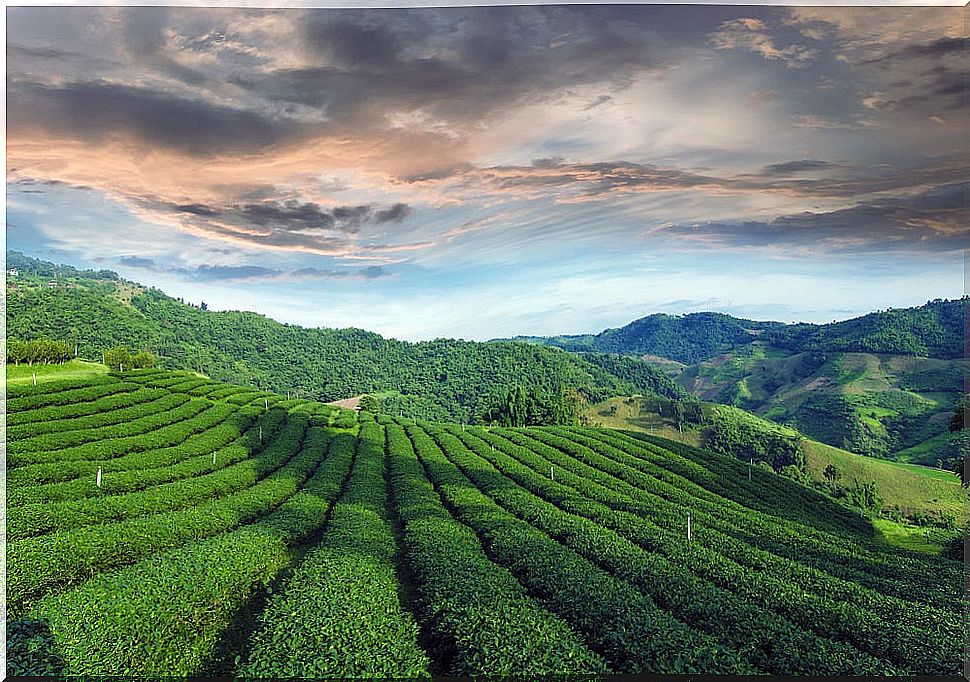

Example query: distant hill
[763,299,966,359]
[5,252,682,423]
[509,312,781,364]
[510,299,967,363]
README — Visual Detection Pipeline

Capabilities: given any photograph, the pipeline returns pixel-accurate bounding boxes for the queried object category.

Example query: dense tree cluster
[763,298,966,360]
[705,406,804,470]
[7,339,73,365]
[522,298,965,363]
[479,386,580,427]
[6,260,654,423]
[103,347,156,370]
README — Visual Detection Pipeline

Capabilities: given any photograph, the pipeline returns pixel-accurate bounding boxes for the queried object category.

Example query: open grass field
[5,370,962,677]
[801,441,965,523]
[5,359,108,386]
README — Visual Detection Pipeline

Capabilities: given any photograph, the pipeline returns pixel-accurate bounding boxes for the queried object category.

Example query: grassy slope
[673,346,964,464]
[585,395,968,531]
[4,360,108,386]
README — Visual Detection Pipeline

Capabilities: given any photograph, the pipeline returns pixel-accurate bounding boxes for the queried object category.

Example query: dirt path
[326,395,364,411]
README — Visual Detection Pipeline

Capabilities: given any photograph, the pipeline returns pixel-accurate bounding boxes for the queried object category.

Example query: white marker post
[212,451,216,465]
[259,425,263,442]
[74,344,78,357]
[687,512,692,544]
[32,373,37,386]
[96,467,102,488]
[264,398,268,410]
[550,465,555,481]
[749,458,753,482]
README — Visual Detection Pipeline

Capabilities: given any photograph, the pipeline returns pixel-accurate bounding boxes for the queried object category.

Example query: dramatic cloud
[651,183,970,255]
[6,5,967,339]
[710,17,816,66]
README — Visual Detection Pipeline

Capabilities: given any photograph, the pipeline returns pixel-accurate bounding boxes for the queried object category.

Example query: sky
[5,2,968,341]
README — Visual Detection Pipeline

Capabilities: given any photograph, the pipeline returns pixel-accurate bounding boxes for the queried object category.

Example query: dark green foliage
[7,338,73,364]
[479,385,578,426]
[358,394,380,413]
[764,298,966,359]
[705,407,803,470]
[581,352,688,399]
[517,312,778,363]
[949,395,967,433]
[103,346,132,370]
[7,251,118,281]
[7,258,651,421]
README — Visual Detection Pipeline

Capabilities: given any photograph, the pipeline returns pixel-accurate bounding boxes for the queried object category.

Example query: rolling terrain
[5,369,963,676]
[584,395,967,534]
[510,299,967,466]
[6,252,681,423]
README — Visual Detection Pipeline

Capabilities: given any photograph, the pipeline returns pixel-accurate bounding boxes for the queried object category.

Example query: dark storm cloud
[183,263,390,282]
[173,199,413,237]
[761,160,836,175]
[118,256,156,268]
[374,203,412,224]
[864,36,965,64]
[230,6,668,128]
[431,157,969,203]
[7,79,296,156]
[655,183,970,254]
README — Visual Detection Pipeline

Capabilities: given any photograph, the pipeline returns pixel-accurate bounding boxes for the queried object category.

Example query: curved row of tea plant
[8,408,264,491]
[7,379,139,412]
[240,421,430,678]
[523,426,956,613]
[8,410,316,615]
[380,418,609,675]
[10,408,283,506]
[6,389,176,437]
[9,397,212,454]
[549,427,958,612]
[402,420,756,675]
[441,424,956,673]
[9,411,310,539]
[17,427,356,677]
[9,402,238,466]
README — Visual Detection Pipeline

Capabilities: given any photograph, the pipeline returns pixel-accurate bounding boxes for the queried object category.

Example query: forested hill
[762,299,966,359]
[509,300,967,363]
[5,252,683,422]
[511,313,783,364]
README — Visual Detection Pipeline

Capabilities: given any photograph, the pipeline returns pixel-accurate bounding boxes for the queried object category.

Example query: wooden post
[96,467,102,488]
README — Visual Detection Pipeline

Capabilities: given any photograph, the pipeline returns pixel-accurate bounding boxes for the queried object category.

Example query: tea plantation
[5,370,962,676]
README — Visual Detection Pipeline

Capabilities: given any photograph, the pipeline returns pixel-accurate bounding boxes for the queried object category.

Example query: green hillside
[516,298,966,363]
[676,344,966,465]
[583,394,968,534]
[6,370,962,676]
[511,311,781,364]
[6,253,676,423]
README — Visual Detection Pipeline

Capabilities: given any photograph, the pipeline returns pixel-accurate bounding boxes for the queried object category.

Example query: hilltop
[512,299,966,362]
[505,300,967,465]
[5,252,682,423]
